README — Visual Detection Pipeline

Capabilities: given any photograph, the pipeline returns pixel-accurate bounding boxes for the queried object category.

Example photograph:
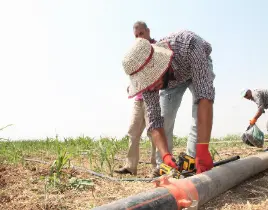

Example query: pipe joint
[153,176,199,210]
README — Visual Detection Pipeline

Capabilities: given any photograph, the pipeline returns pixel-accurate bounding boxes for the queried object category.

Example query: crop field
[1,134,268,210]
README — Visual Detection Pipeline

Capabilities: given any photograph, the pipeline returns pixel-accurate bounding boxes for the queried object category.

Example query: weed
[210,146,222,161]
[41,144,95,194]
[47,146,71,188]
[173,136,188,147]
[95,138,121,176]
[68,177,94,190]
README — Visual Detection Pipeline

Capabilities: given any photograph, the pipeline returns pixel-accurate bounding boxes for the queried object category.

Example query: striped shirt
[142,30,215,131]
[252,89,268,111]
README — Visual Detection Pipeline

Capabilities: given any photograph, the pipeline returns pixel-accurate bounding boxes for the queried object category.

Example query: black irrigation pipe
[24,158,156,182]
[114,158,151,165]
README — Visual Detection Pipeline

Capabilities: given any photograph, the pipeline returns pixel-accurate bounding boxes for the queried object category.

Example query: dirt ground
[1,146,268,210]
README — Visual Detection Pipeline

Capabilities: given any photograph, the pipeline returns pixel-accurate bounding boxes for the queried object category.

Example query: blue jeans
[155,55,215,167]
[156,81,198,166]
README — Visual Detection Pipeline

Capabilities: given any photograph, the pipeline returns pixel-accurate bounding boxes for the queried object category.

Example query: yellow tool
[178,152,195,172]
[159,152,195,178]
[158,154,240,180]
[159,163,181,179]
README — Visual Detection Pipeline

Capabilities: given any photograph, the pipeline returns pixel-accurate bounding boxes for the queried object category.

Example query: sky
[0,0,267,140]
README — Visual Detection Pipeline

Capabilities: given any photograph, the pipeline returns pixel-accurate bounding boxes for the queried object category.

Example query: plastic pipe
[188,151,268,207]
[91,152,268,210]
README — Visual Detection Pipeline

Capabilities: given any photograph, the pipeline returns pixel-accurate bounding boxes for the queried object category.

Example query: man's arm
[142,90,168,155]
[250,93,265,125]
[142,90,177,168]
[188,37,215,173]
[254,108,263,120]
[188,39,215,145]
[150,128,169,157]
[250,108,264,125]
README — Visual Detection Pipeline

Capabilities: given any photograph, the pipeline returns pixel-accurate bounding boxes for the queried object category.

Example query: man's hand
[250,118,257,125]
[162,153,178,169]
[196,99,213,174]
[150,128,177,168]
[195,143,213,174]
[151,128,170,158]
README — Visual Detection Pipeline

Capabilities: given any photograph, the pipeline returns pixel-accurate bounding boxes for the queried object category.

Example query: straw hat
[122,38,174,98]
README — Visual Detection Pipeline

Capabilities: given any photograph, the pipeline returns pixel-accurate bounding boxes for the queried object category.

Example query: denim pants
[155,81,197,166]
[155,56,214,167]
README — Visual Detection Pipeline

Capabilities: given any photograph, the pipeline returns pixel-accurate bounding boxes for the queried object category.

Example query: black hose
[114,157,151,165]
[24,158,156,182]
[72,165,156,182]
[213,155,240,167]
[24,155,241,182]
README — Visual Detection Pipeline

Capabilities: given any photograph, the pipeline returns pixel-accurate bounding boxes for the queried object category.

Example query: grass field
[1,134,268,210]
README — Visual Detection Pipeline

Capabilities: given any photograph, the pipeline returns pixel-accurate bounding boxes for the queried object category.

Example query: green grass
[0,120,267,166]
[0,133,255,164]
[0,132,267,194]
[0,135,131,176]
[1,132,267,174]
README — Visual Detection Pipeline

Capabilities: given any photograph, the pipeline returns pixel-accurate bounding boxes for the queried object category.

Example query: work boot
[149,168,160,178]
[114,168,137,175]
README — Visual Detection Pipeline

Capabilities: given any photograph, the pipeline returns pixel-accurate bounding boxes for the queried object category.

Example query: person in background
[241,88,268,130]
[114,21,157,175]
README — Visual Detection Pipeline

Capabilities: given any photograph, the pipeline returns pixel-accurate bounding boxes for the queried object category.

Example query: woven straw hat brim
[128,43,174,98]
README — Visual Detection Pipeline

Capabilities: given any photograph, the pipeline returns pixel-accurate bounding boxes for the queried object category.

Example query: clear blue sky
[0,0,267,140]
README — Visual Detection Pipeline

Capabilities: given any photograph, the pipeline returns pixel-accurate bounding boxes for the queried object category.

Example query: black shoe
[149,168,160,178]
[114,168,136,175]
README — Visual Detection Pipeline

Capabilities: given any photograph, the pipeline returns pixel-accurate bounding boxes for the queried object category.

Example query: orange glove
[250,118,257,125]
[162,153,178,169]
[195,143,213,174]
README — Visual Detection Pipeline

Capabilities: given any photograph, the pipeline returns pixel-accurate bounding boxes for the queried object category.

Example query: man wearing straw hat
[122,30,216,175]
[115,22,199,177]
[125,21,201,178]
